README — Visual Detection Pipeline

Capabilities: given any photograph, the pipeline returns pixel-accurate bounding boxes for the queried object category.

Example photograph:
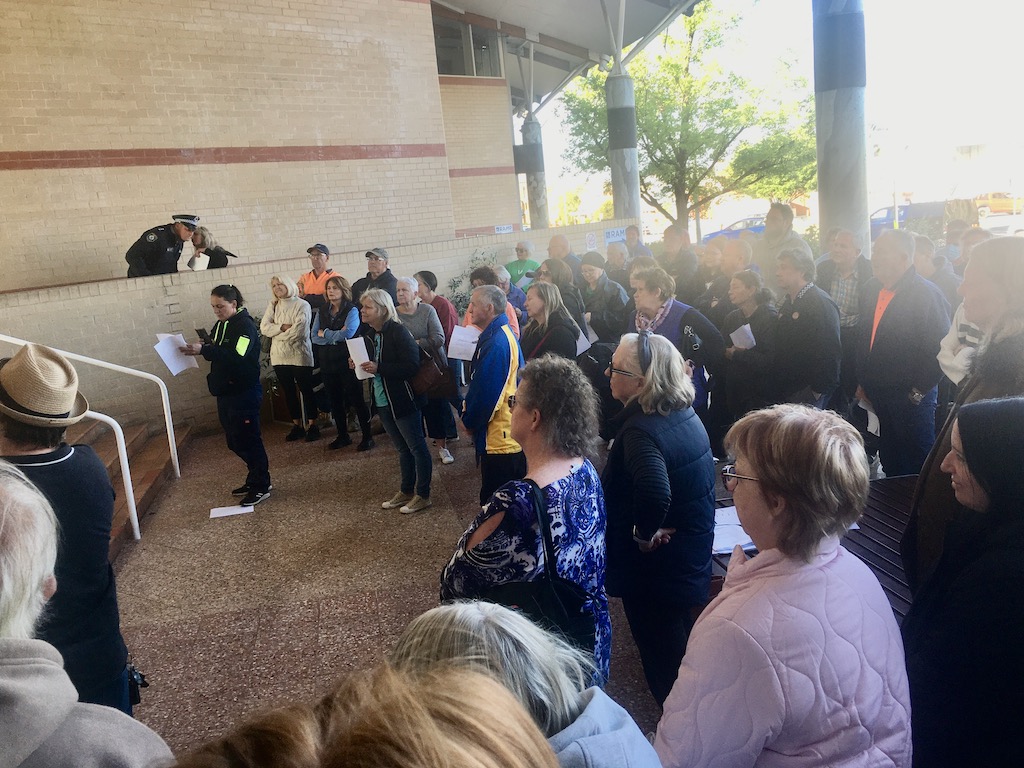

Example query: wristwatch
[909,387,925,405]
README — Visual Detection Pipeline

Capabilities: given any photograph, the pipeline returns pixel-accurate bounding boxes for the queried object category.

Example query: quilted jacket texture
[655,538,912,768]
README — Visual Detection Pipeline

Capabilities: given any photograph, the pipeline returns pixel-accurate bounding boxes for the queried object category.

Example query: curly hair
[517,354,599,458]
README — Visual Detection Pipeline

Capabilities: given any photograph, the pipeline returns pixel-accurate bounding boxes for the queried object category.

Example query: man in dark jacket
[125,213,198,277]
[771,249,842,408]
[857,229,950,477]
[658,223,699,304]
[817,229,874,415]
[351,247,398,304]
[913,234,962,311]
[579,251,629,342]
[696,239,752,332]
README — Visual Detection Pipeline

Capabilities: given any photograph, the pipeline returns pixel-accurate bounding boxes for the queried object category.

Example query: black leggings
[323,366,372,439]
[275,364,317,423]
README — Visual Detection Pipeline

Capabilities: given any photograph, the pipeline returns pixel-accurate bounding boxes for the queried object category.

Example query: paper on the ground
[730,323,756,350]
[447,324,481,361]
[346,338,375,380]
[858,398,880,436]
[713,505,756,554]
[210,505,254,519]
[575,332,592,356]
[154,333,199,376]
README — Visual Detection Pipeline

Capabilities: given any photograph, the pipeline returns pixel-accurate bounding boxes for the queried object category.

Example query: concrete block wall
[438,77,522,235]
[0,219,637,431]
[0,0,456,291]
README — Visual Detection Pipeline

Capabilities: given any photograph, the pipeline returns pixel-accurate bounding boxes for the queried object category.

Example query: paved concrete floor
[115,419,663,755]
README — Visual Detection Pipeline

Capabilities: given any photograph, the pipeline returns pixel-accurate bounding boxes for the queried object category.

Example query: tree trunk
[693,202,702,242]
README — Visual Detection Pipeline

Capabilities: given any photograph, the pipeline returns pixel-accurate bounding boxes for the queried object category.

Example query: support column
[517,115,549,230]
[606,74,641,220]
[813,0,869,248]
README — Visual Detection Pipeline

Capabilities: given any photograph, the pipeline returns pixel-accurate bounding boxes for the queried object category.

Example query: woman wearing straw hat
[0,343,135,714]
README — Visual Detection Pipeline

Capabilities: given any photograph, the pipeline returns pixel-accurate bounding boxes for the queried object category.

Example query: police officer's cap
[172,214,200,230]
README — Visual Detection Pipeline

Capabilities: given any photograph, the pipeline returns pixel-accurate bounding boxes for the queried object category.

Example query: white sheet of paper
[210,505,253,518]
[575,332,592,356]
[730,323,756,350]
[586,325,599,344]
[858,398,880,436]
[447,324,482,361]
[715,505,742,526]
[154,333,199,376]
[156,333,175,342]
[346,338,375,380]
[713,505,755,554]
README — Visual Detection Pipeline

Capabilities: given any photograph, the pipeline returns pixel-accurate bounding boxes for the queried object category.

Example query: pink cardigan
[655,539,912,768]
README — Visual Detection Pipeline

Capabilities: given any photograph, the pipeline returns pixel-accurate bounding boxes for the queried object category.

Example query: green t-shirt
[371,335,388,407]
[507,258,540,288]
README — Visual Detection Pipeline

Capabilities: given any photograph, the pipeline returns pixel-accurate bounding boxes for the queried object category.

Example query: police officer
[125,214,200,277]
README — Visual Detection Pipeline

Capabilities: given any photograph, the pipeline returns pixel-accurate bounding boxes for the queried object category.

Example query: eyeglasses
[507,395,516,409]
[721,464,759,491]
[366,256,386,262]
[606,367,639,379]
[515,247,527,253]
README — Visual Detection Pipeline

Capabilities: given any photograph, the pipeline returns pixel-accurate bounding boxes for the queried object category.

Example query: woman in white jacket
[260,275,319,442]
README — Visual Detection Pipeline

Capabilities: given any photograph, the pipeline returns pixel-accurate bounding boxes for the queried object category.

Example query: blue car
[701,216,766,243]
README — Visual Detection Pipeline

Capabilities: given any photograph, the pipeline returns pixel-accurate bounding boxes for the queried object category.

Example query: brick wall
[0,0,455,291]
[438,77,522,235]
[0,220,638,432]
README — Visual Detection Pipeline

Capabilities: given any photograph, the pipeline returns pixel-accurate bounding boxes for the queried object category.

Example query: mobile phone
[195,328,212,343]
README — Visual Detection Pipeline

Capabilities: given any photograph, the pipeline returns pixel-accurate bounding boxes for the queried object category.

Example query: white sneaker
[439,448,455,465]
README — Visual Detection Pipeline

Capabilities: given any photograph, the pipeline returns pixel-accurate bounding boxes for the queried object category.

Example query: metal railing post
[84,410,141,540]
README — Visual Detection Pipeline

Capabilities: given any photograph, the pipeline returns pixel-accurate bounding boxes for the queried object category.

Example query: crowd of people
[3,210,1023,766]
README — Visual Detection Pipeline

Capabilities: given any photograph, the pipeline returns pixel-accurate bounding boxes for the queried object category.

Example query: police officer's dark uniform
[125,214,199,277]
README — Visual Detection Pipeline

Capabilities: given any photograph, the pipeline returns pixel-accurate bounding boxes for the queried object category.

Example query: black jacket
[857,268,950,396]
[359,319,425,419]
[601,401,715,605]
[722,303,778,415]
[557,281,589,336]
[582,273,629,342]
[695,273,734,332]
[926,256,962,311]
[205,245,237,269]
[520,309,579,360]
[658,249,699,304]
[201,308,261,397]
[772,283,842,401]
[351,269,398,305]
[125,224,184,277]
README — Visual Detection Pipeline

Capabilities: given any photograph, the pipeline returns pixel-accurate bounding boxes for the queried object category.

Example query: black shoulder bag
[482,480,597,653]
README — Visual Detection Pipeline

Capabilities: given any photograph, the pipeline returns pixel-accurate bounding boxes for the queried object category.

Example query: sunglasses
[721,464,759,491]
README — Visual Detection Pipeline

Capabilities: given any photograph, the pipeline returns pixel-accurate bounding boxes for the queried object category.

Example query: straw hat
[0,344,89,427]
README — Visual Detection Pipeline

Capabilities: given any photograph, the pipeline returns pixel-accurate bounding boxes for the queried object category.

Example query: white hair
[396,276,419,293]
[0,461,58,640]
[493,265,512,284]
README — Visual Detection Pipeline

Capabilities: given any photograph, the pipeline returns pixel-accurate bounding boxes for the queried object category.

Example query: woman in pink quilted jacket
[655,405,912,768]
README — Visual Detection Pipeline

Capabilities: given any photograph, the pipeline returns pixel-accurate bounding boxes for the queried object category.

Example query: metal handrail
[0,334,180,479]
[85,409,141,540]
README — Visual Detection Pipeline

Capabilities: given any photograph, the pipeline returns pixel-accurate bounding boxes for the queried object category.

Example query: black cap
[307,244,330,256]
[580,251,606,269]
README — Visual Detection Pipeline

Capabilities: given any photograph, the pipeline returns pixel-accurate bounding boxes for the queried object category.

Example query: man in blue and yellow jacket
[462,285,526,505]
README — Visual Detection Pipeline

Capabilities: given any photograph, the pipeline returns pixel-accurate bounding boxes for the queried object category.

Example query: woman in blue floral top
[440,354,611,682]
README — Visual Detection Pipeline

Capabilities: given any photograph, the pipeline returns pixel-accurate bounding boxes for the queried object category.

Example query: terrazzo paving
[115,419,664,754]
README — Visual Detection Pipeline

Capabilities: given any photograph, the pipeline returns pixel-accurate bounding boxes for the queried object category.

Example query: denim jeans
[378,408,433,498]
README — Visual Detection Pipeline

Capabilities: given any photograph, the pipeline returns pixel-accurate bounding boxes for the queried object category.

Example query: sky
[534,0,1024,225]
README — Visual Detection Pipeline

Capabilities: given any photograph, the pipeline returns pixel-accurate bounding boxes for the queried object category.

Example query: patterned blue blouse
[440,460,611,682]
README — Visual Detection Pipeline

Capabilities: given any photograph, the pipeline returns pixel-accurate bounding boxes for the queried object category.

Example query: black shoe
[285,425,305,442]
[305,425,321,442]
[241,489,270,506]
[356,437,376,452]
[329,435,353,450]
[232,483,272,496]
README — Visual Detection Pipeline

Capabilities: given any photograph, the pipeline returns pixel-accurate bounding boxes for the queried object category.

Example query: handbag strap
[524,478,558,576]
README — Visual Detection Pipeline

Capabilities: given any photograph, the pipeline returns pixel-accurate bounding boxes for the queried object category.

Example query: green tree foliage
[561,3,816,236]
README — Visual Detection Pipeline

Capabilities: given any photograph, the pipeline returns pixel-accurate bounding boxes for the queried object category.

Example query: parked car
[974,192,1024,217]
[701,216,765,243]
[869,200,976,241]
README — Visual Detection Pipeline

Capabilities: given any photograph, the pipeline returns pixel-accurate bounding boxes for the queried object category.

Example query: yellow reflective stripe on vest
[235,335,251,356]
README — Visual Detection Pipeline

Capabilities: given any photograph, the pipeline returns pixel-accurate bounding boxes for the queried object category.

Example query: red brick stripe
[0,144,447,171]
[449,166,516,178]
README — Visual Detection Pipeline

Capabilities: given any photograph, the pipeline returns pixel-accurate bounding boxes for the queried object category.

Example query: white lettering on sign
[494,224,514,234]
[604,227,626,245]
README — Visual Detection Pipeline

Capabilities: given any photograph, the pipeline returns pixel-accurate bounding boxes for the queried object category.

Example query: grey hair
[472,285,507,316]
[396,276,419,294]
[390,601,594,737]
[360,288,399,324]
[192,226,217,250]
[516,240,535,255]
[493,265,512,284]
[518,354,599,459]
[618,333,695,415]
[0,461,58,640]
[607,241,627,258]
[877,228,916,261]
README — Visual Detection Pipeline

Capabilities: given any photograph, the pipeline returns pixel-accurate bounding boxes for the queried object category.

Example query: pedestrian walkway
[115,421,661,753]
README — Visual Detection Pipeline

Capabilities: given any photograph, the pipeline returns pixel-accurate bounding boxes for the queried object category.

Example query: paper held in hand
[154,333,199,376]
[346,338,375,380]
[729,324,756,350]
[447,325,482,361]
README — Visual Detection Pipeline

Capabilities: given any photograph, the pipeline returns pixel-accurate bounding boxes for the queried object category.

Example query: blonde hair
[390,602,594,736]
[0,460,59,639]
[192,226,217,250]
[724,405,869,563]
[360,288,399,324]
[523,281,568,333]
[618,333,694,415]
[172,665,558,768]
[269,274,300,299]
[970,236,1024,343]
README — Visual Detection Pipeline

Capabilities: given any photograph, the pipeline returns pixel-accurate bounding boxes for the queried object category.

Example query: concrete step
[108,424,192,561]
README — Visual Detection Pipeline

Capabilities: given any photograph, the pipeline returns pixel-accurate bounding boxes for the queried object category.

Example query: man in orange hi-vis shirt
[856,229,951,478]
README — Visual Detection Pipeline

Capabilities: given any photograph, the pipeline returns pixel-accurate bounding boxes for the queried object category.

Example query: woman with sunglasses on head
[654,404,911,768]
[601,331,715,706]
